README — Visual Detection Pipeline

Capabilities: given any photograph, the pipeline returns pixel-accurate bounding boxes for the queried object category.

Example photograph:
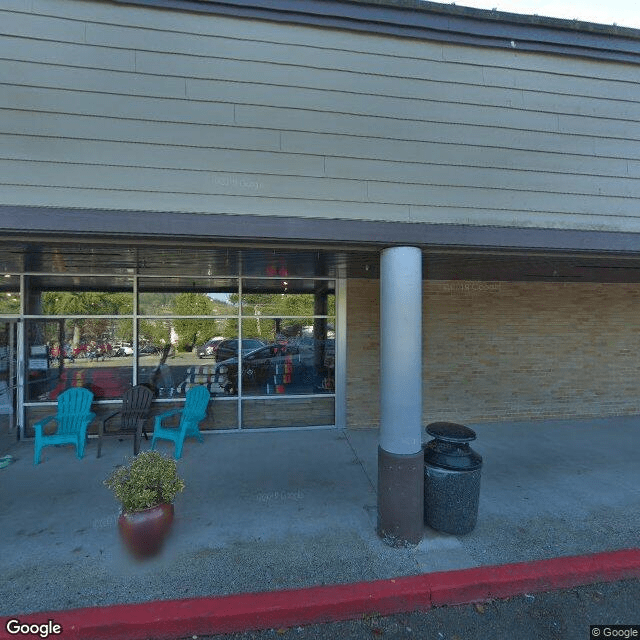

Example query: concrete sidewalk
[0,416,638,633]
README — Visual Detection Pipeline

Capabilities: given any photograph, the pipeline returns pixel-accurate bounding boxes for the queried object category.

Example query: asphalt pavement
[199,579,640,640]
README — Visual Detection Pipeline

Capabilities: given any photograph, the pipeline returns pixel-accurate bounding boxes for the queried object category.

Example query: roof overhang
[4,206,640,282]
[3,205,640,255]
[109,0,640,64]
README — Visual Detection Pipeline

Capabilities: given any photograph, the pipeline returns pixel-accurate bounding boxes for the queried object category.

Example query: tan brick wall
[347,278,640,428]
[346,279,381,429]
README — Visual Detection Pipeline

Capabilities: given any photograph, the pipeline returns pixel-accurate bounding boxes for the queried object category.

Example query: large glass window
[239,320,334,396]
[36,289,133,316]
[26,319,134,402]
[21,271,338,432]
[137,278,239,405]
[137,277,237,315]
[137,319,239,399]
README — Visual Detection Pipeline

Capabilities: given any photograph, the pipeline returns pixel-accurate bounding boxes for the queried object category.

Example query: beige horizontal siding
[279,124,637,160]
[367,183,639,216]
[0,7,86,43]
[0,109,273,150]
[1,0,640,232]
[3,0,30,11]
[0,135,325,177]
[0,34,135,71]
[444,45,640,84]
[0,59,187,98]
[0,85,235,127]
[0,159,366,201]
[0,185,412,221]
[328,159,639,197]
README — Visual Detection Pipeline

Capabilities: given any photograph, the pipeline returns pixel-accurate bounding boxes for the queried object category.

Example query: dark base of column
[377,446,424,547]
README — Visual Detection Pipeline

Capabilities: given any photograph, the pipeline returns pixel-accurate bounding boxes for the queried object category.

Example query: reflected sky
[427,0,640,28]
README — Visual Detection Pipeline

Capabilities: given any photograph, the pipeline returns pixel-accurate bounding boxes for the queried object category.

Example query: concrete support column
[378,246,424,546]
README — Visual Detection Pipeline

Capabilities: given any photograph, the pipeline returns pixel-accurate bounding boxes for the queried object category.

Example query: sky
[429,0,640,29]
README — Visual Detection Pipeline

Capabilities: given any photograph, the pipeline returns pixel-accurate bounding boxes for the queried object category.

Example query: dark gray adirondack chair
[96,384,154,458]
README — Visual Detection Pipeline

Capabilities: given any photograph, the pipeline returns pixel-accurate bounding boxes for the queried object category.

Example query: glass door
[0,320,18,436]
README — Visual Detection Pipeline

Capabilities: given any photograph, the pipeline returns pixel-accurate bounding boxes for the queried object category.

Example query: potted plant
[104,450,185,559]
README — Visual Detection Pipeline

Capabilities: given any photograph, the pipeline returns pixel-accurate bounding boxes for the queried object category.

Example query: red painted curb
[1,548,639,640]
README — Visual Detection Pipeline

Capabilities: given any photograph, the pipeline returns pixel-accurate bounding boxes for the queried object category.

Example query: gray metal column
[378,246,424,546]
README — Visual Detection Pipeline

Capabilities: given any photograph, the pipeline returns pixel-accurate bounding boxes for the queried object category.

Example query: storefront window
[138,277,236,315]
[19,270,338,431]
[241,280,335,311]
[26,276,133,316]
[137,319,239,398]
[26,319,133,401]
[239,319,334,396]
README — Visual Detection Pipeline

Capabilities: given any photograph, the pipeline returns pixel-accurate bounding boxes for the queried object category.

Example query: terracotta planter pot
[118,503,174,559]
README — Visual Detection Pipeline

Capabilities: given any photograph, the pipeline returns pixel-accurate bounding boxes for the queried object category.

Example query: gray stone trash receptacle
[423,422,482,535]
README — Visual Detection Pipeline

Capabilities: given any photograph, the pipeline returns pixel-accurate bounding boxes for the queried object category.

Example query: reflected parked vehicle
[113,342,133,357]
[88,342,113,361]
[196,338,224,359]
[214,338,265,362]
[139,343,160,355]
[216,342,320,394]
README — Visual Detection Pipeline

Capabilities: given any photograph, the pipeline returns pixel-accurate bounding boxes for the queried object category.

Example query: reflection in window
[239,318,335,396]
[35,289,133,316]
[239,281,335,317]
[137,319,239,398]
[26,319,133,401]
[22,275,338,431]
[243,316,334,343]
[0,291,19,314]
[137,278,237,315]
[0,275,20,314]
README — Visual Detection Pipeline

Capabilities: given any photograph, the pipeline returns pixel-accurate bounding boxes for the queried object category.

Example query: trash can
[423,422,482,535]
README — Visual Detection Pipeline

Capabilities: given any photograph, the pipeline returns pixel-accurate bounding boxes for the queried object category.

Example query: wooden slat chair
[151,385,209,459]
[96,384,154,458]
[33,387,95,465]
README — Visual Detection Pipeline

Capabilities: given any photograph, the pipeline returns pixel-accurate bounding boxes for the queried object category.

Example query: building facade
[2,0,640,543]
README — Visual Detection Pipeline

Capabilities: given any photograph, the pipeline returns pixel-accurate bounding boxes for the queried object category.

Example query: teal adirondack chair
[151,385,209,459]
[33,387,96,464]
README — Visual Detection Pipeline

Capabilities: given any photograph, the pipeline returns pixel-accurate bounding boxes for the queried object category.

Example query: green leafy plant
[104,451,185,513]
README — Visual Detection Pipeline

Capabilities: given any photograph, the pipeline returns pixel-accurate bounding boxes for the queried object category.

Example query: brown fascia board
[109,0,640,64]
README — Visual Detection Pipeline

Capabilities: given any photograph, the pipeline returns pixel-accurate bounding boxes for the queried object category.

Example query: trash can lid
[426,422,477,443]
[423,439,482,471]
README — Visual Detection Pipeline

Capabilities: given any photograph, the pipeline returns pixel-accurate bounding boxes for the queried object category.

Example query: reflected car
[214,338,265,362]
[216,343,318,394]
[139,343,160,355]
[288,337,335,367]
[196,338,224,359]
[113,342,133,356]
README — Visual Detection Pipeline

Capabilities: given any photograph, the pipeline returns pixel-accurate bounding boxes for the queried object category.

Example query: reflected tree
[0,292,19,314]
[171,293,219,351]
[41,292,133,347]
[226,293,335,341]
[139,319,172,348]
